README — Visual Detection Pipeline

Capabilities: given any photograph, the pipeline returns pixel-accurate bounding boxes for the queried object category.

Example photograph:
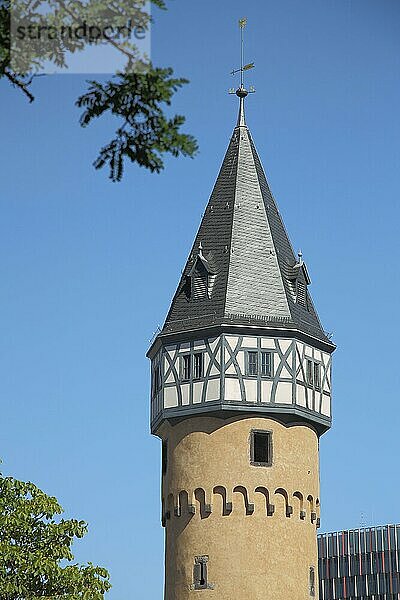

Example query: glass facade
[318,525,400,600]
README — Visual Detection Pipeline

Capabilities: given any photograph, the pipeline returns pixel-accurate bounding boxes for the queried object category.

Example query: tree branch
[3,68,34,102]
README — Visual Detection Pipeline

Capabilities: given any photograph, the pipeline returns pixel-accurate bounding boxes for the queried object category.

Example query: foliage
[0,473,111,599]
[77,69,198,181]
[0,0,197,180]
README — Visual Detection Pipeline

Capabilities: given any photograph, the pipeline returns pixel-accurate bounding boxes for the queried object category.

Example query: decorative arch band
[162,485,320,527]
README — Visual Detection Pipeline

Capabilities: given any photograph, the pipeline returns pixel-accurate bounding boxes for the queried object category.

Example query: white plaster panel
[167,349,176,359]
[225,378,242,401]
[322,352,330,366]
[261,338,275,349]
[210,364,220,376]
[242,336,258,348]
[181,384,190,406]
[296,385,306,407]
[225,364,236,375]
[209,336,219,352]
[261,380,273,403]
[280,366,292,379]
[225,335,238,349]
[204,354,210,371]
[296,342,304,355]
[193,382,203,404]
[279,351,293,372]
[244,379,258,402]
[275,381,293,405]
[165,371,175,384]
[278,339,292,353]
[321,396,331,417]
[237,352,245,372]
[306,389,313,411]
[206,379,220,402]
[164,387,178,408]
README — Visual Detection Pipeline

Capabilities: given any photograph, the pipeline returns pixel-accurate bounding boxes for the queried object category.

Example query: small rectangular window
[251,430,272,466]
[193,353,203,379]
[194,556,209,590]
[306,359,321,390]
[314,363,321,390]
[152,364,161,396]
[162,440,168,476]
[181,355,191,381]
[309,566,316,596]
[247,351,258,376]
[261,351,273,377]
[306,359,314,387]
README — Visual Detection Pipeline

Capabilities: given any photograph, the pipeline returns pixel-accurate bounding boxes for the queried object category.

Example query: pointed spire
[162,110,331,347]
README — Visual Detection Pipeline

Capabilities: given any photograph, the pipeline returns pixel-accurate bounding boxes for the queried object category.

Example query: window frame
[245,350,274,379]
[306,358,314,387]
[152,363,162,397]
[193,555,209,590]
[250,429,273,467]
[313,362,321,391]
[247,351,258,376]
[305,357,322,391]
[261,350,273,377]
[180,351,205,382]
[181,354,191,382]
[309,566,316,597]
[193,352,204,380]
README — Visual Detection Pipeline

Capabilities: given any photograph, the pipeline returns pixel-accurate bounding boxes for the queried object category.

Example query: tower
[148,22,335,600]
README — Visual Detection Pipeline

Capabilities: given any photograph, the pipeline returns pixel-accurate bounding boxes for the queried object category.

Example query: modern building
[318,525,400,600]
[147,75,335,597]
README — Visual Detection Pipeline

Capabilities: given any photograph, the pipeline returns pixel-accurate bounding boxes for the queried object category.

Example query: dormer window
[291,251,311,311]
[191,262,209,300]
[184,243,215,301]
[296,280,307,309]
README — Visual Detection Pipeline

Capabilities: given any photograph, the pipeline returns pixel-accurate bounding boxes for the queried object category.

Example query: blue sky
[1,0,400,597]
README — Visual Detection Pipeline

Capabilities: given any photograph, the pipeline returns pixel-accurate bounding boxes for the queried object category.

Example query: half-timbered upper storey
[148,97,335,435]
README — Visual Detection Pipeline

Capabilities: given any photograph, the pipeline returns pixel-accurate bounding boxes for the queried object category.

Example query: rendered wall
[160,415,321,600]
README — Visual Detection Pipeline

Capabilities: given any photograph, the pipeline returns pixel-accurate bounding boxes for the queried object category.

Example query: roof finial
[229,17,256,127]
[298,250,303,265]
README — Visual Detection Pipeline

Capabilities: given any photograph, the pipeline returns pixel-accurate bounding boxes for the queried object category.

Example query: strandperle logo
[9,0,152,75]
[14,20,146,43]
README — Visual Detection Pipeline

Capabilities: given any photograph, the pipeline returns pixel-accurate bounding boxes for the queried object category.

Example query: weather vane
[229,17,255,98]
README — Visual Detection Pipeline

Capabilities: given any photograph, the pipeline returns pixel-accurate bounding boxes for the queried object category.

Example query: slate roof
[161,99,332,347]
